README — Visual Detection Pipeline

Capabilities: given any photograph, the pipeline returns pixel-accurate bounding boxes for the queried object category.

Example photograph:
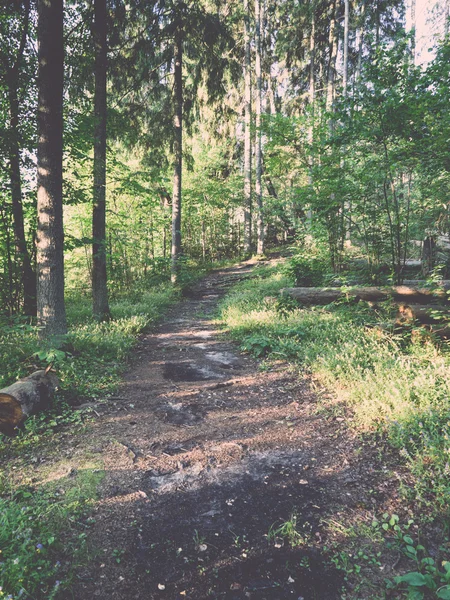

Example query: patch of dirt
[61,260,406,599]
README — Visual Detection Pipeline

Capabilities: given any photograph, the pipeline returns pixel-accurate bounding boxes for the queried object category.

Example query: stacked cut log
[0,369,58,435]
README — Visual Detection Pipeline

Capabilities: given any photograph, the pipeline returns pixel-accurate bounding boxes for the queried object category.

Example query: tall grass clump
[220,263,450,512]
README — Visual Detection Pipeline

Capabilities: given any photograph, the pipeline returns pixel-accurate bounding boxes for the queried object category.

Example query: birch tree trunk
[171,32,183,283]
[92,0,110,321]
[255,0,264,255]
[243,0,252,255]
[36,0,67,341]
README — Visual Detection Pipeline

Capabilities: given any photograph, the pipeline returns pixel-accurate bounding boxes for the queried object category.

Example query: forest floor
[57,258,410,600]
[2,258,418,599]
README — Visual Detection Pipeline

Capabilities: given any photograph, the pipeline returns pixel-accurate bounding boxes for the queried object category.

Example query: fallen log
[402,280,450,290]
[281,286,448,305]
[0,369,59,435]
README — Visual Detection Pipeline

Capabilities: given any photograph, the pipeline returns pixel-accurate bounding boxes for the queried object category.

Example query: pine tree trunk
[8,80,36,316]
[36,0,67,341]
[243,0,252,255]
[171,33,183,283]
[255,0,264,255]
[6,0,36,316]
[92,0,110,321]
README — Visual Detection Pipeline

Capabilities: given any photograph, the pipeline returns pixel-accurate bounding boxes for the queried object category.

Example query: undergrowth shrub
[281,245,330,286]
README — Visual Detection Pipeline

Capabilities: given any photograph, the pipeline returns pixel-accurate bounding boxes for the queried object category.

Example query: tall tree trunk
[8,81,36,316]
[309,2,315,107]
[326,0,337,112]
[6,0,36,316]
[255,0,264,255]
[92,0,110,321]
[0,207,15,314]
[342,0,350,241]
[201,218,206,262]
[375,0,380,46]
[445,0,449,37]
[307,1,316,228]
[355,1,365,83]
[243,0,252,255]
[343,0,349,93]
[410,0,416,60]
[171,32,183,283]
[36,0,67,341]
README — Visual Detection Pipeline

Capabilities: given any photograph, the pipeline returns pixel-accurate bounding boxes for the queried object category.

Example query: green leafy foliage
[381,515,450,599]
[281,246,330,286]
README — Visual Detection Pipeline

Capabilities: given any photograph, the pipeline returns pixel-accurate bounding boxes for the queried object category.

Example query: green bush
[281,247,330,286]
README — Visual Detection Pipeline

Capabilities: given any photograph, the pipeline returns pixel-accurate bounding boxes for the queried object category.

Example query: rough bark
[282,286,448,305]
[243,0,252,255]
[422,236,436,276]
[171,33,183,283]
[6,0,36,316]
[0,370,58,435]
[92,0,111,321]
[255,0,264,255]
[36,0,67,341]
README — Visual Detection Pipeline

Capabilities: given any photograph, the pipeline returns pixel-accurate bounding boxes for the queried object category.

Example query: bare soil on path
[73,261,398,600]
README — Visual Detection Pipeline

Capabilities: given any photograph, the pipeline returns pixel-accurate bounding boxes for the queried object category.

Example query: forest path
[75,260,383,600]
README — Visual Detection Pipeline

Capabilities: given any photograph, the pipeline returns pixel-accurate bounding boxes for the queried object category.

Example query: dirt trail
[74,261,389,600]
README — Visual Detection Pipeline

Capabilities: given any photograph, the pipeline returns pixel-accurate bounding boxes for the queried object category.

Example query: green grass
[219,265,450,515]
[0,466,103,600]
[0,281,180,599]
[0,284,178,400]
